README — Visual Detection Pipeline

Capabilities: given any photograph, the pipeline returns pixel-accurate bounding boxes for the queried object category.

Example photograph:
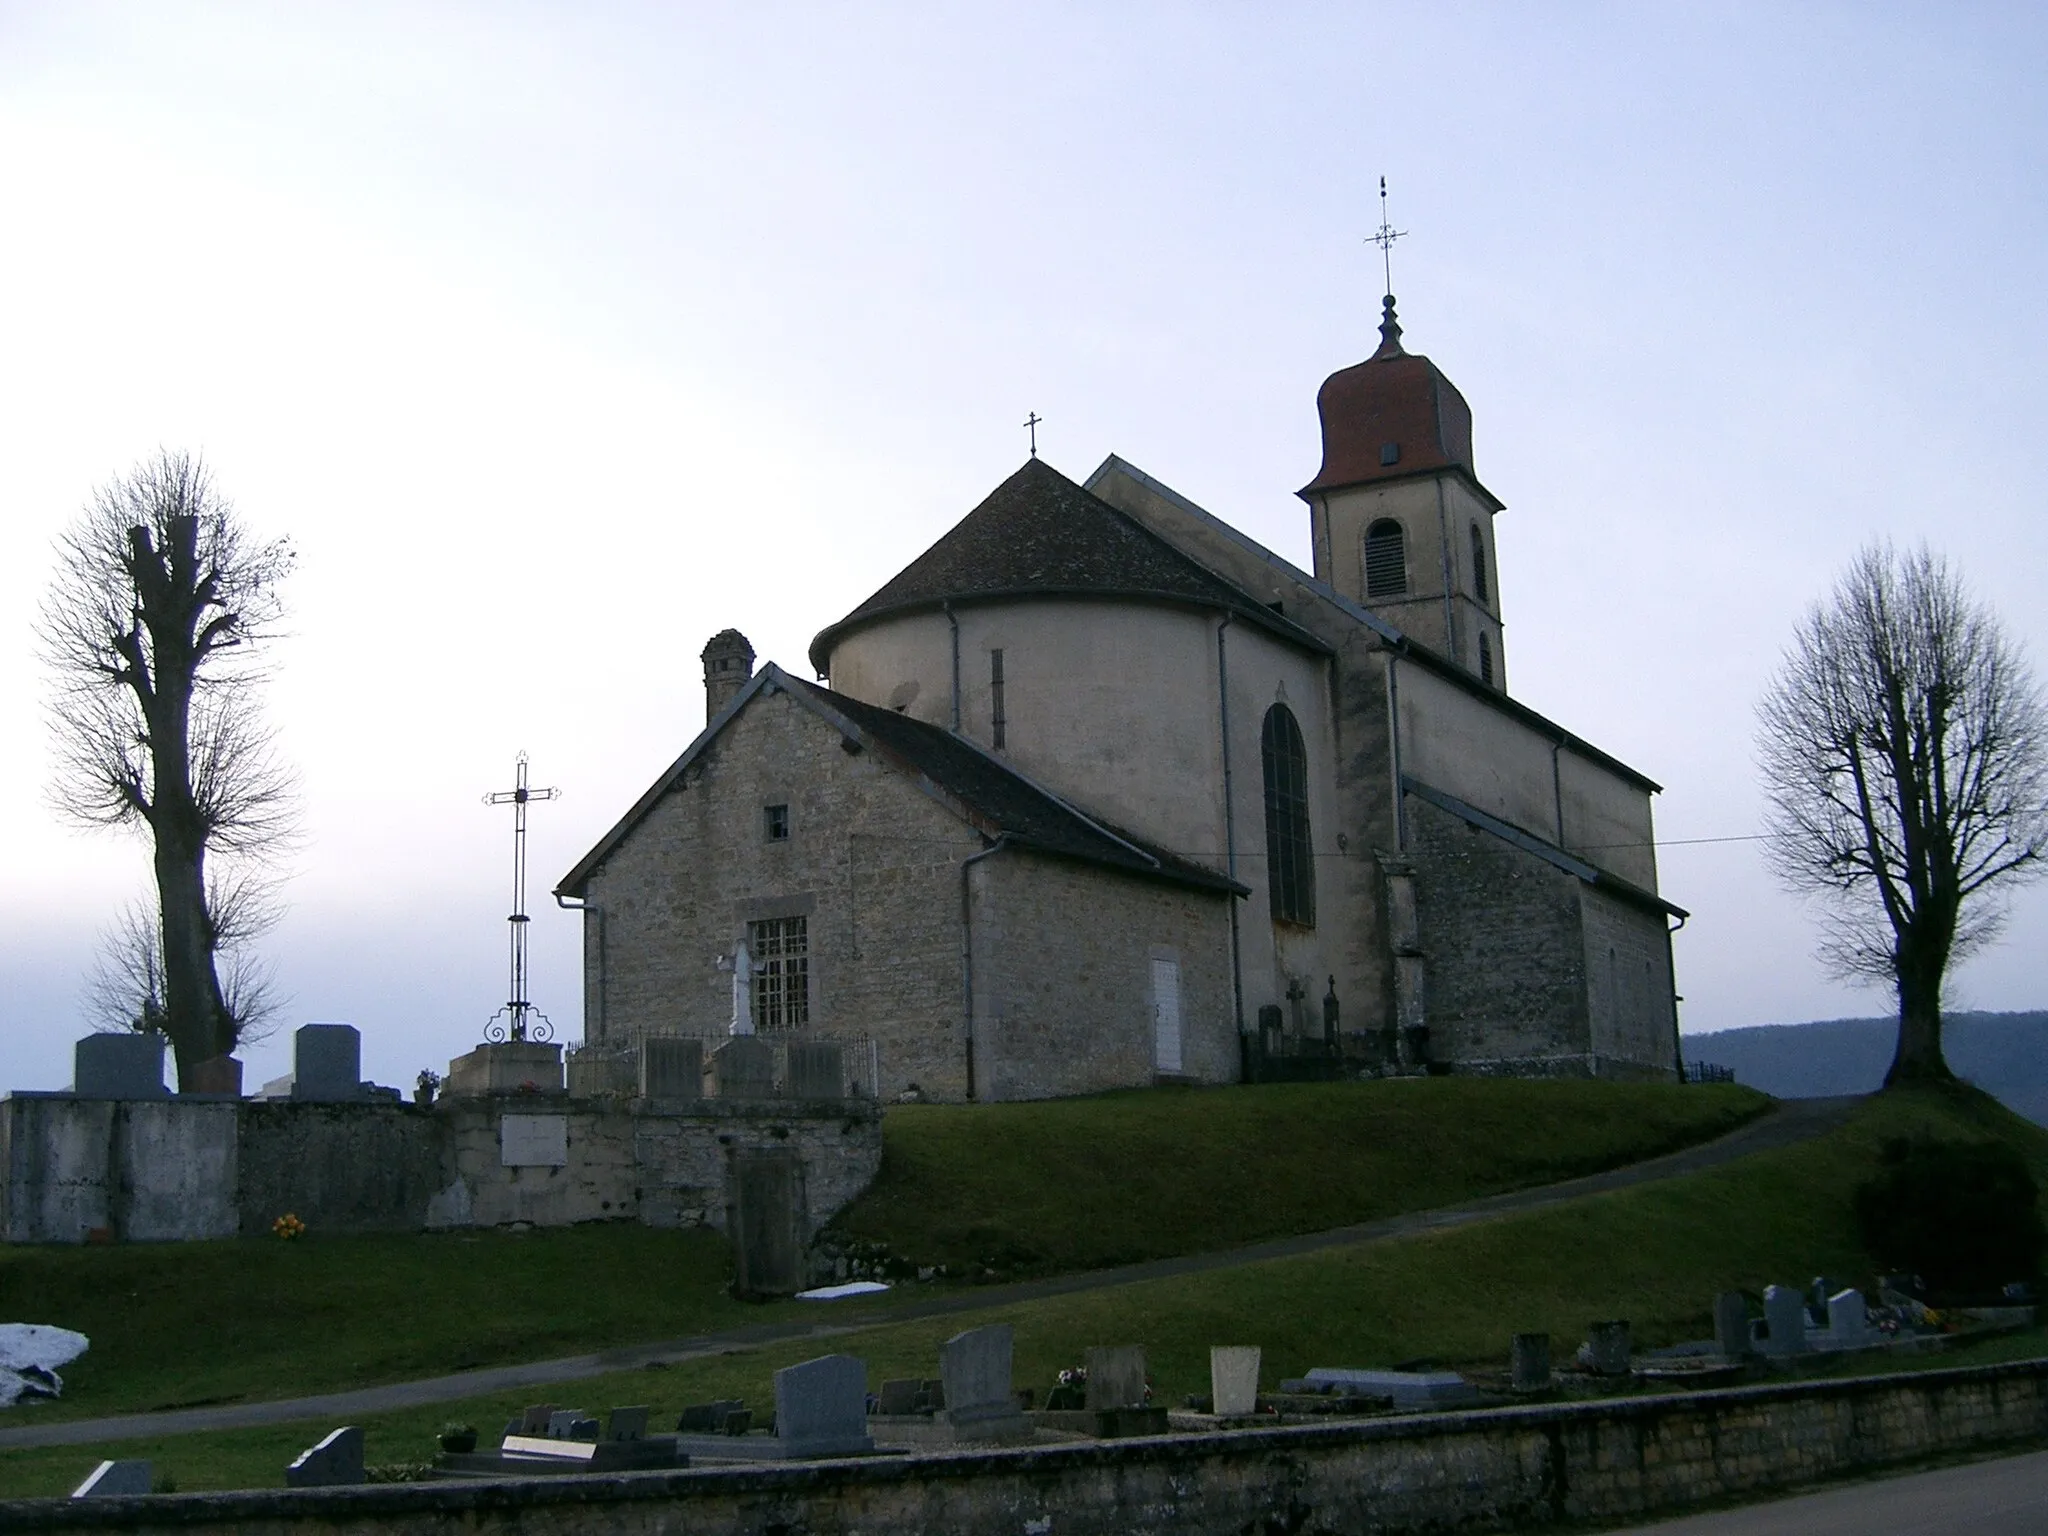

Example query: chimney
[701,629,755,722]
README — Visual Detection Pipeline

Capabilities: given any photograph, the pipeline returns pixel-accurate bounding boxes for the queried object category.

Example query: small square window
[1379,441,1400,466]
[763,804,789,841]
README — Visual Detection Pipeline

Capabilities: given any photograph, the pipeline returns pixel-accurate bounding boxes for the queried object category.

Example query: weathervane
[482,751,561,1043]
[1024,411,1043,457]
[1369,175,1406,299]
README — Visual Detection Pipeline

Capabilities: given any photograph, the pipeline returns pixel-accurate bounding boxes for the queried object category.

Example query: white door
[1151,958,1183,1073]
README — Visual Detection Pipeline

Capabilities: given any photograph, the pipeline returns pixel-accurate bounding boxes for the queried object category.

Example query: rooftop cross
[482,751,561,1043]
[1369,175,1407,302]
[1024,411,1043,458]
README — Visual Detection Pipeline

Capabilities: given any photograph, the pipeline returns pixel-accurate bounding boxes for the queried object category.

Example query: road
[1616,1449,2048,1534]
[0,1095,1859,1451]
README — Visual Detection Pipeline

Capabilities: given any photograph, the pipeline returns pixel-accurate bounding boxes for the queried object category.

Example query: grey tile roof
[809,458,1326,672]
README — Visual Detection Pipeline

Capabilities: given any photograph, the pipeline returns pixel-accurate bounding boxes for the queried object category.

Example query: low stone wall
[1,1094,881,1248]
[22,1355,2048,1533]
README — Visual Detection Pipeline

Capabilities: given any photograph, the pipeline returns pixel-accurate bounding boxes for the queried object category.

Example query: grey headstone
[773,1354,874,1456]
[711,1037,775,1098]
[1762,1284,1809,1358]
[639,1038,703,1100]
[72,1035,167,1099]
[786,1041,844,1100]
[72,1460,152,1497]
[517,1403,559,1435]
[1714,1291,1754,1358]
[1084,1346,1148,1410]
[606,1406,649,1441]
[676,1399,743,1433]
[1587,1320,1632,1376]
[938,1324,1028,1438]
[1510,1333,1551,1392]
[291,1024,363,1102]
[1210,1345,1261,1416]
[728,1149,805,1297]
[876,1378,923,1415]
[284,1426,365,1488]
[1828,1288,1872,1347]
[546,1409,591,1439]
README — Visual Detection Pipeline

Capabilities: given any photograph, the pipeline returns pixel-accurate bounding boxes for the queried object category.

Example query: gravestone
[182,1054,242,1097]
[876,1378,923,1416]
[292,1025,363,1103]
[500,1114,570,1168]
[639,1038,703,1101]
[1762,1284,1808,1358]
[938,1324,1029,1441]
[711,1037,775,1098]
[786,1041,844,1100]
[1299,1368,1475,1410]
[676,1399,745,1433]
[1714,1291,1754,1358]
[1827,1288,1873,1348]
[1510,1333,1551,1392]
[1210,1346,1261,1416]
[546,1409,595,1439]
[517,1404,558,1434]
[72,1460,152,1497]
[773,1354,875,1456]
[728,1149,805,1297]
[284,1426,365,1488]
[607,1406,650,1441]
[1084,1346,1148,1410]
[73,1035,167,1099]
[1586,1320,1632,1376]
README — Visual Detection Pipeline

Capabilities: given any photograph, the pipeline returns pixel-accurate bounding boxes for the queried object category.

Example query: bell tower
[1298,295,1508,690]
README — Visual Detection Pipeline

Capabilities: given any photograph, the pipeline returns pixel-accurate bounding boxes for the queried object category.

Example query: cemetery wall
[975,849,1235,1100]
[2,1093,880,1245]
[28,1355,2048,1534]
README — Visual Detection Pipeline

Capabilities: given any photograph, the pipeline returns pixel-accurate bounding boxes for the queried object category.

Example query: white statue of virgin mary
[726,938,755,1036]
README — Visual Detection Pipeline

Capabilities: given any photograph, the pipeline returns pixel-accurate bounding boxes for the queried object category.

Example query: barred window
[1470,522,1490,605]
[1364,519,1407,599]
[990,647,1007,751]
[1261,704,1316,927]
[748,916,810,1030]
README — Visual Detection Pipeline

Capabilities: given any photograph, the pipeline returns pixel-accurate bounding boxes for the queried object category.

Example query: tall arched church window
[1478,631,1496,686]
[1364,519,1407,599]
[1261,704,1316,926]
[1470,522,1490,605]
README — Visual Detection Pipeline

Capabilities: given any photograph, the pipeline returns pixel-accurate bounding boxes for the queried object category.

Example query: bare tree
[42,451,295,1087]
[1757,543,2048,1086]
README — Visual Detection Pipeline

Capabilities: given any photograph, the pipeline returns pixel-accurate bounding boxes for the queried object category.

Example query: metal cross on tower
[482,751,561,1043]
[1369,175,1407,299]
[1023,411,1043,457]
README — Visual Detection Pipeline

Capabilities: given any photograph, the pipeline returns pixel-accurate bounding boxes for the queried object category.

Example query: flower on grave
[272,1212,306,1240]
[1057,1366,1088,1388]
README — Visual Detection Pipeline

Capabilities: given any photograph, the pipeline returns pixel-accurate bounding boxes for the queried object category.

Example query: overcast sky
[3,3,2044,1095]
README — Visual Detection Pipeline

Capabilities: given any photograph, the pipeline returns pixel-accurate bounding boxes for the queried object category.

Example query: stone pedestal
[181,1055,243,1097]
[445,1043,565,1097]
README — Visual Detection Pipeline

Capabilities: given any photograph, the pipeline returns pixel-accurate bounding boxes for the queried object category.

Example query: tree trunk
[154,824,229,1088]
[1884,947,1953,1086]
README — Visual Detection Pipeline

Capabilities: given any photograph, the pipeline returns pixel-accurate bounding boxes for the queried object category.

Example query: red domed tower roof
[1299,297,1497,508]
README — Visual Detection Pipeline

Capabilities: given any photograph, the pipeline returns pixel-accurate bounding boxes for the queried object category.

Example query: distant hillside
[1685,1012,2048,1126]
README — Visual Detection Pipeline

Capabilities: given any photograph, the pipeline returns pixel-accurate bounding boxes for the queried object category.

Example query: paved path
[1611,1447,2048,1534]
[0,1096,1861,1452]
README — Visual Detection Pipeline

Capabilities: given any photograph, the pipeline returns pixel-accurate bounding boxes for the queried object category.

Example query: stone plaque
[501,1114,569,1168]
[1210,1346,1261,1416]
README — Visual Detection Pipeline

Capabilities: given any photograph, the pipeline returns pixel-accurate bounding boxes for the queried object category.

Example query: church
[556,295,1685,1100]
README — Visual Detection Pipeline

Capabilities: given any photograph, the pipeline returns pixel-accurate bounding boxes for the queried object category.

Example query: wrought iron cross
[1024,411,1043,457]
[1369,175,1407,298]
[483,751,561,1043]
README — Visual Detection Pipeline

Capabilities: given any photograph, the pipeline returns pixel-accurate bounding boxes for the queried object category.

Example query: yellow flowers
[272,1213,306,1240]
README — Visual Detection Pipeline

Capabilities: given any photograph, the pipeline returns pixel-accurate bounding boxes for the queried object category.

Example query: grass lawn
[829,1078,1769,1276]
[0,1079,1763,1430]
[7,1085,2034,1500]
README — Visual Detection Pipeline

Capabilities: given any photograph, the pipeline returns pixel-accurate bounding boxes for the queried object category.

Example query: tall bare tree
[42,451,295,1086]
[1757,543,2048,1086]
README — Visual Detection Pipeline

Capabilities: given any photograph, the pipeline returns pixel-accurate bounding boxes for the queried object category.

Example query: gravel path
[0,1095,1862,1452]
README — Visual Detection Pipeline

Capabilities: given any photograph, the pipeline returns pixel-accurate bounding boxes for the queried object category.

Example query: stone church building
[558,297,1685,1100]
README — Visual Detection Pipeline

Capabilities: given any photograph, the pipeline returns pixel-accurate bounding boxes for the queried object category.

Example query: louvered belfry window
[1364,519,1407,599]
[1471,522,1490,605]
[1261,704,1316,927]
[748,916,810,1030]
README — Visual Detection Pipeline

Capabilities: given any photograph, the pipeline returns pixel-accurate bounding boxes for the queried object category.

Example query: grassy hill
[6,1082,2043,1498]
[1688,1011,2048,1124]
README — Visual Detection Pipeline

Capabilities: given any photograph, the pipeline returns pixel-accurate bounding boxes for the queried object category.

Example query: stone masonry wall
[580,686,979,1100]
[236,1101,442,1238]
[974,848,1236,1100]
[26,1356,2048,1535]
[1406,792,1593,1071]
[1580,885,1680,1079]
